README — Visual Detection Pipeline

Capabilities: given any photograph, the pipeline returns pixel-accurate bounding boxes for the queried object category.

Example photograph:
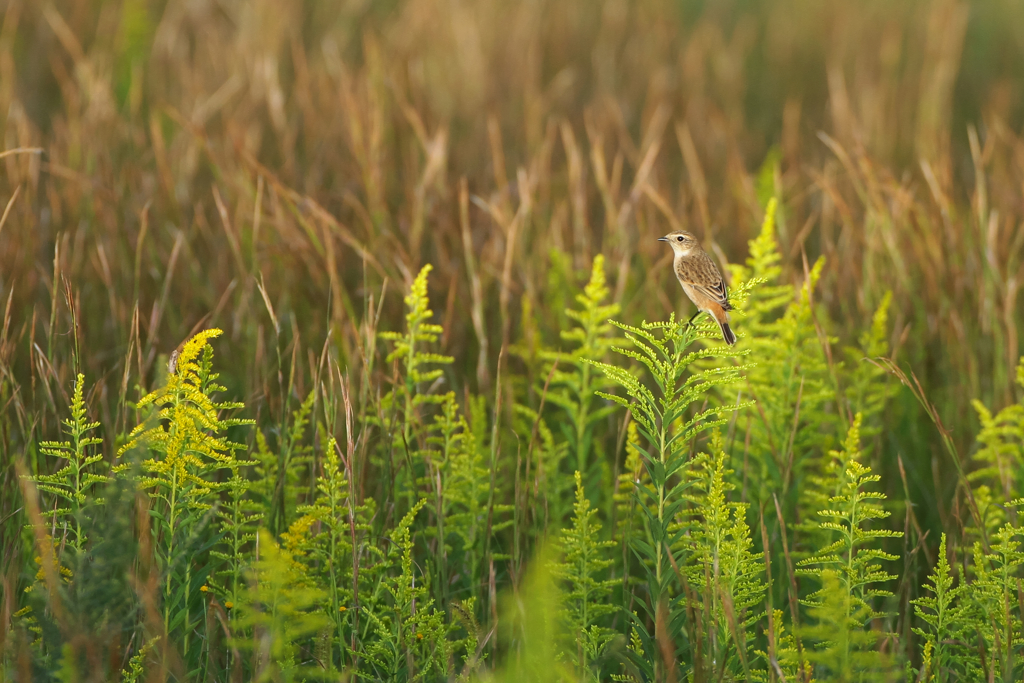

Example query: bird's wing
[676,254,732,310]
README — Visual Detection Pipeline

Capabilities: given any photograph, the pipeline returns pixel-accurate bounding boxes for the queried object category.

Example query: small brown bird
[658,231,737,345]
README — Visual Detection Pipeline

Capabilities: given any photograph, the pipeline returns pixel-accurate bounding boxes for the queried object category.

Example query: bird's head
[657,231,700,256]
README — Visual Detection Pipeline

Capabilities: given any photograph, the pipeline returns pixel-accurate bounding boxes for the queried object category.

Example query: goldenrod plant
[232,530,331,682]
[798,570,896,681]
[742,251,834,512]
[492,545,574,683]
[612,421,648,596]
[380,264,455,460]
[540,255,622,500]
[589,314,745,680]
[209,463,262,623]
[117,329,254,661]
[911,534,974,682]
[968,358,1024,534]
[5,226,1001,683]
[680,433,766,680]
[442,397,495,599]
[969,523,1024,682]
[513,399,573,537]
[254,389,316,536]
[120,637,160,683]
[360,500,468,682]
[842,292,895,442]
[31,373,108,556]
[552,472,618,680]
[797,415,902,680]
[280,435,373,671]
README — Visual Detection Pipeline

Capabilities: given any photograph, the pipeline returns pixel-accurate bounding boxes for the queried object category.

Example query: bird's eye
[676,236,684,242]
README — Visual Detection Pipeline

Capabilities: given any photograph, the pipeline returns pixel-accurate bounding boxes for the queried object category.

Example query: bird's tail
[716,318,737,346]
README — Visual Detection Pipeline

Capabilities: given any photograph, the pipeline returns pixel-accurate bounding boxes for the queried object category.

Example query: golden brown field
[2,0,1024,680]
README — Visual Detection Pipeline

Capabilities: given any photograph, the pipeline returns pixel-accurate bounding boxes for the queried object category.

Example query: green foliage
[120,637,159,683]
[31,373,108,554]
[513,400,573,533]
[797,414,902,680]
[912,499,1024,682]
[210,464,262,616]
[0,231,921,683]
[443,394,514,600]
[613,421,647,580]
[552,471,618,679]
[727,198,789,328]
[117,329,254,655]
[843,292,895,439]
[730,200,836,511]
[970,523,1024,681]
[233,530,332,682]
[113,0,153,106]
[16,470,141,679]
[589,315,745,678]
[281,435,373,670]
[254,389,317,536]
[417,391,462,604]
[757,609,805,683]
[375,262,460,558]
[968,358,1024,533]
[442,397,488,552]
[380,264,455,451]
[360,499,465,681]
[543,248,579,337]
[3,252,989,683]
[757,259,834,506]
[681,433,766,680]
[755,148,783,210]
[798,570,896,682]
[912,534,975,682]
[493,545,574,683]
[540,254,622,495]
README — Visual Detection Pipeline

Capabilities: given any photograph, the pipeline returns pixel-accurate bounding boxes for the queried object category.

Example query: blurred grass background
[2,0,1024,623]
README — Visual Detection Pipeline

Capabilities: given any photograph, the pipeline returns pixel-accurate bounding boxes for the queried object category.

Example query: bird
[658,230,737,345]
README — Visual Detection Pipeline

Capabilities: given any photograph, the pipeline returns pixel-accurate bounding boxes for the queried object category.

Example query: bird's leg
[685,310,702,327]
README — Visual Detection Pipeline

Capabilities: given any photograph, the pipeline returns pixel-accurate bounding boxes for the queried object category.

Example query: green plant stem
[576,359,591,476]
[843,492,857,670]
[162,476,177,642]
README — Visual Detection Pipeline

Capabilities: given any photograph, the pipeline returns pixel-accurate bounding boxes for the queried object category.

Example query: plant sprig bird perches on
[587,316,747,680]
[659,231,737,345]
[116,329,254,652]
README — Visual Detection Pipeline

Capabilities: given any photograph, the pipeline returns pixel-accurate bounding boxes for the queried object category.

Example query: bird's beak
[657,236,669,242]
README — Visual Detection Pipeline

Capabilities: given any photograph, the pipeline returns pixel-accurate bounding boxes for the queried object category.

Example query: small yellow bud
[339,606,347,612]
[225,601,234,609]
[200,585,209,593]
[417,633,424,640]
